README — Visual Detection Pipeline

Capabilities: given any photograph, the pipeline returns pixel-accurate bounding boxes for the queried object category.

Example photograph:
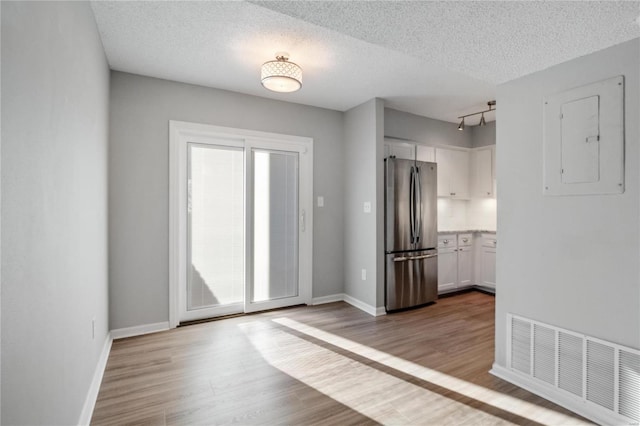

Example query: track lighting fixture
[457,100,496,130]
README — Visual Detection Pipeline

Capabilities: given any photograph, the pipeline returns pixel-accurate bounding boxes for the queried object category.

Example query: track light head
[456,100,496,131]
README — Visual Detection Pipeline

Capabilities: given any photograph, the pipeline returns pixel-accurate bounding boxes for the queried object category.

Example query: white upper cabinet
[416,145,435,163]
[470,146,495,198]
[435,147,470,199]
[384,140,415,160]
[385,140,495,199]
[385,139,437,163]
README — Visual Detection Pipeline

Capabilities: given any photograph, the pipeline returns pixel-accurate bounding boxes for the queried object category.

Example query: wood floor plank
[92,291,591,425]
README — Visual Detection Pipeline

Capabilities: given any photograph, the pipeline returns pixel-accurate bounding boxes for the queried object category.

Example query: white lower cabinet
[437,246,458,293]
[457,246,473,287]
[438,232,496,294]
[480,234,497,289]
[437,234,474,294]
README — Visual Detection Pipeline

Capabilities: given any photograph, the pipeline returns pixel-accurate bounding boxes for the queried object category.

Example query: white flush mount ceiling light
[261,52,302,93]
[457,100,496,130]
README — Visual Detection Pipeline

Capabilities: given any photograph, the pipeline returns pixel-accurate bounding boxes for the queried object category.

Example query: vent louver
[618,349,640,422]
[558,331,583,397]
[507,314,639,424]
[586,340,615,410]
[533,324,555,385]
[511,317,531,374]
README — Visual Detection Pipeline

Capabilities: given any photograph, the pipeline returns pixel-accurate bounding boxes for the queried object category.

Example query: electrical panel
[543,76,624,196]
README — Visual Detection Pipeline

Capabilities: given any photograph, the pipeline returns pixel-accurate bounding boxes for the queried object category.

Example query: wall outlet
[317,196,324,207]
[92,317,96,340]
[361,269,367,281]
[363,202,371,213]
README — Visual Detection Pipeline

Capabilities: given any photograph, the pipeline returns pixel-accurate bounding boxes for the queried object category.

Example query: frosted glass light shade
[261,55,302,93]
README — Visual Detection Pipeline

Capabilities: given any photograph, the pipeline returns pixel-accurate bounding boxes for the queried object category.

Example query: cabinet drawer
[457,233,472,247]
[482,234,497,248]
[438,235,456,248]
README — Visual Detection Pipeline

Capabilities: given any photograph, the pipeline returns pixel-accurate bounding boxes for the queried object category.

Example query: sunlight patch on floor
[239,320,512,425]
[270,317,591,426]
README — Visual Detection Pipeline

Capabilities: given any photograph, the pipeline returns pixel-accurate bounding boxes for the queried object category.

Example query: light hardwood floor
[91,291,591,425]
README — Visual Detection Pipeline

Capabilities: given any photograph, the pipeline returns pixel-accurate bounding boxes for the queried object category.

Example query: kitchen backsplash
[438,198,496,231]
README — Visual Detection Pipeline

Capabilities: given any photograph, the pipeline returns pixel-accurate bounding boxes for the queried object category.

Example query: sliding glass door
[246,147,306,313]
[186,144,245,320]
[170,122,313,325]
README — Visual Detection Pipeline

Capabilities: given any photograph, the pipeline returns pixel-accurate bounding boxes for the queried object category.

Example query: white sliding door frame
[244,139,311,313]
[169,120,313,328]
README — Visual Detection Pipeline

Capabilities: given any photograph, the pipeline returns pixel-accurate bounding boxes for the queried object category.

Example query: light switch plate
[363,201,371,213]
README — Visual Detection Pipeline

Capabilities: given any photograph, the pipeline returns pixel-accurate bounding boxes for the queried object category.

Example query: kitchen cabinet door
[437,247,457,293]
[481,246,496,289]
[435,147,469,198]
[385,140,415,160]
[471,146,494,198]
[457,246,473,287]
[416,145,435,163]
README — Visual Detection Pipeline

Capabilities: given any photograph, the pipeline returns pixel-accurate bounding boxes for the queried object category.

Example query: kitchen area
[383,107,497,306]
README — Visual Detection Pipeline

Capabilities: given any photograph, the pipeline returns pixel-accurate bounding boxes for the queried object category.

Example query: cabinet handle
[462,238,468,243]
[443,239,449,244]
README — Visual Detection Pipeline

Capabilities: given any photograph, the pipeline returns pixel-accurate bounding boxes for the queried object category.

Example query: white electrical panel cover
[543,76,624,196]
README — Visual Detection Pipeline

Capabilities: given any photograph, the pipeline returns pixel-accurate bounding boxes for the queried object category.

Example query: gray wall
[109,71,344,329]
[384,107,472,148]
[470,121,496,148]
[1,2,110,424]
[343,99,384,308]
[495,38,640,368]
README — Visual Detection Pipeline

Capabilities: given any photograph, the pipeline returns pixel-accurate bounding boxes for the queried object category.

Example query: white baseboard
[311,293,345,305]
[110,321,169,340]
[342,294,386,317]
[375,306,387,316]
[78,332,112,426]
[490,364,631,426]
[312,293,386,316]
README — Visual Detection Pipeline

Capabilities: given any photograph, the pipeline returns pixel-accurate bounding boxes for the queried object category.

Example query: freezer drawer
[385,250,438,311]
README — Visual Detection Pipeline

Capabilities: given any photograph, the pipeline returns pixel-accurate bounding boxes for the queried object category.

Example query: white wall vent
[533,324,556,385]
[511,317,532,374]
[558,331,583,397]
[619,349,640,421]
[507,314,640,424]
[586,340,615,411]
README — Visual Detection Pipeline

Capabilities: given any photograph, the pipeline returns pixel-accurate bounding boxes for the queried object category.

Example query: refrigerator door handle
[392,253,438,262]
[408,253,438,260]
[415,166,422,245]
[409,167,415,244]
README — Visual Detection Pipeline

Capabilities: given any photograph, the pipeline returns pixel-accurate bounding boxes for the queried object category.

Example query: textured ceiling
[90,1,639,123]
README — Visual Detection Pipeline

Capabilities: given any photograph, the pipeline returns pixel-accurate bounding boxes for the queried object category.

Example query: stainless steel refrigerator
[384,157,438,312]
